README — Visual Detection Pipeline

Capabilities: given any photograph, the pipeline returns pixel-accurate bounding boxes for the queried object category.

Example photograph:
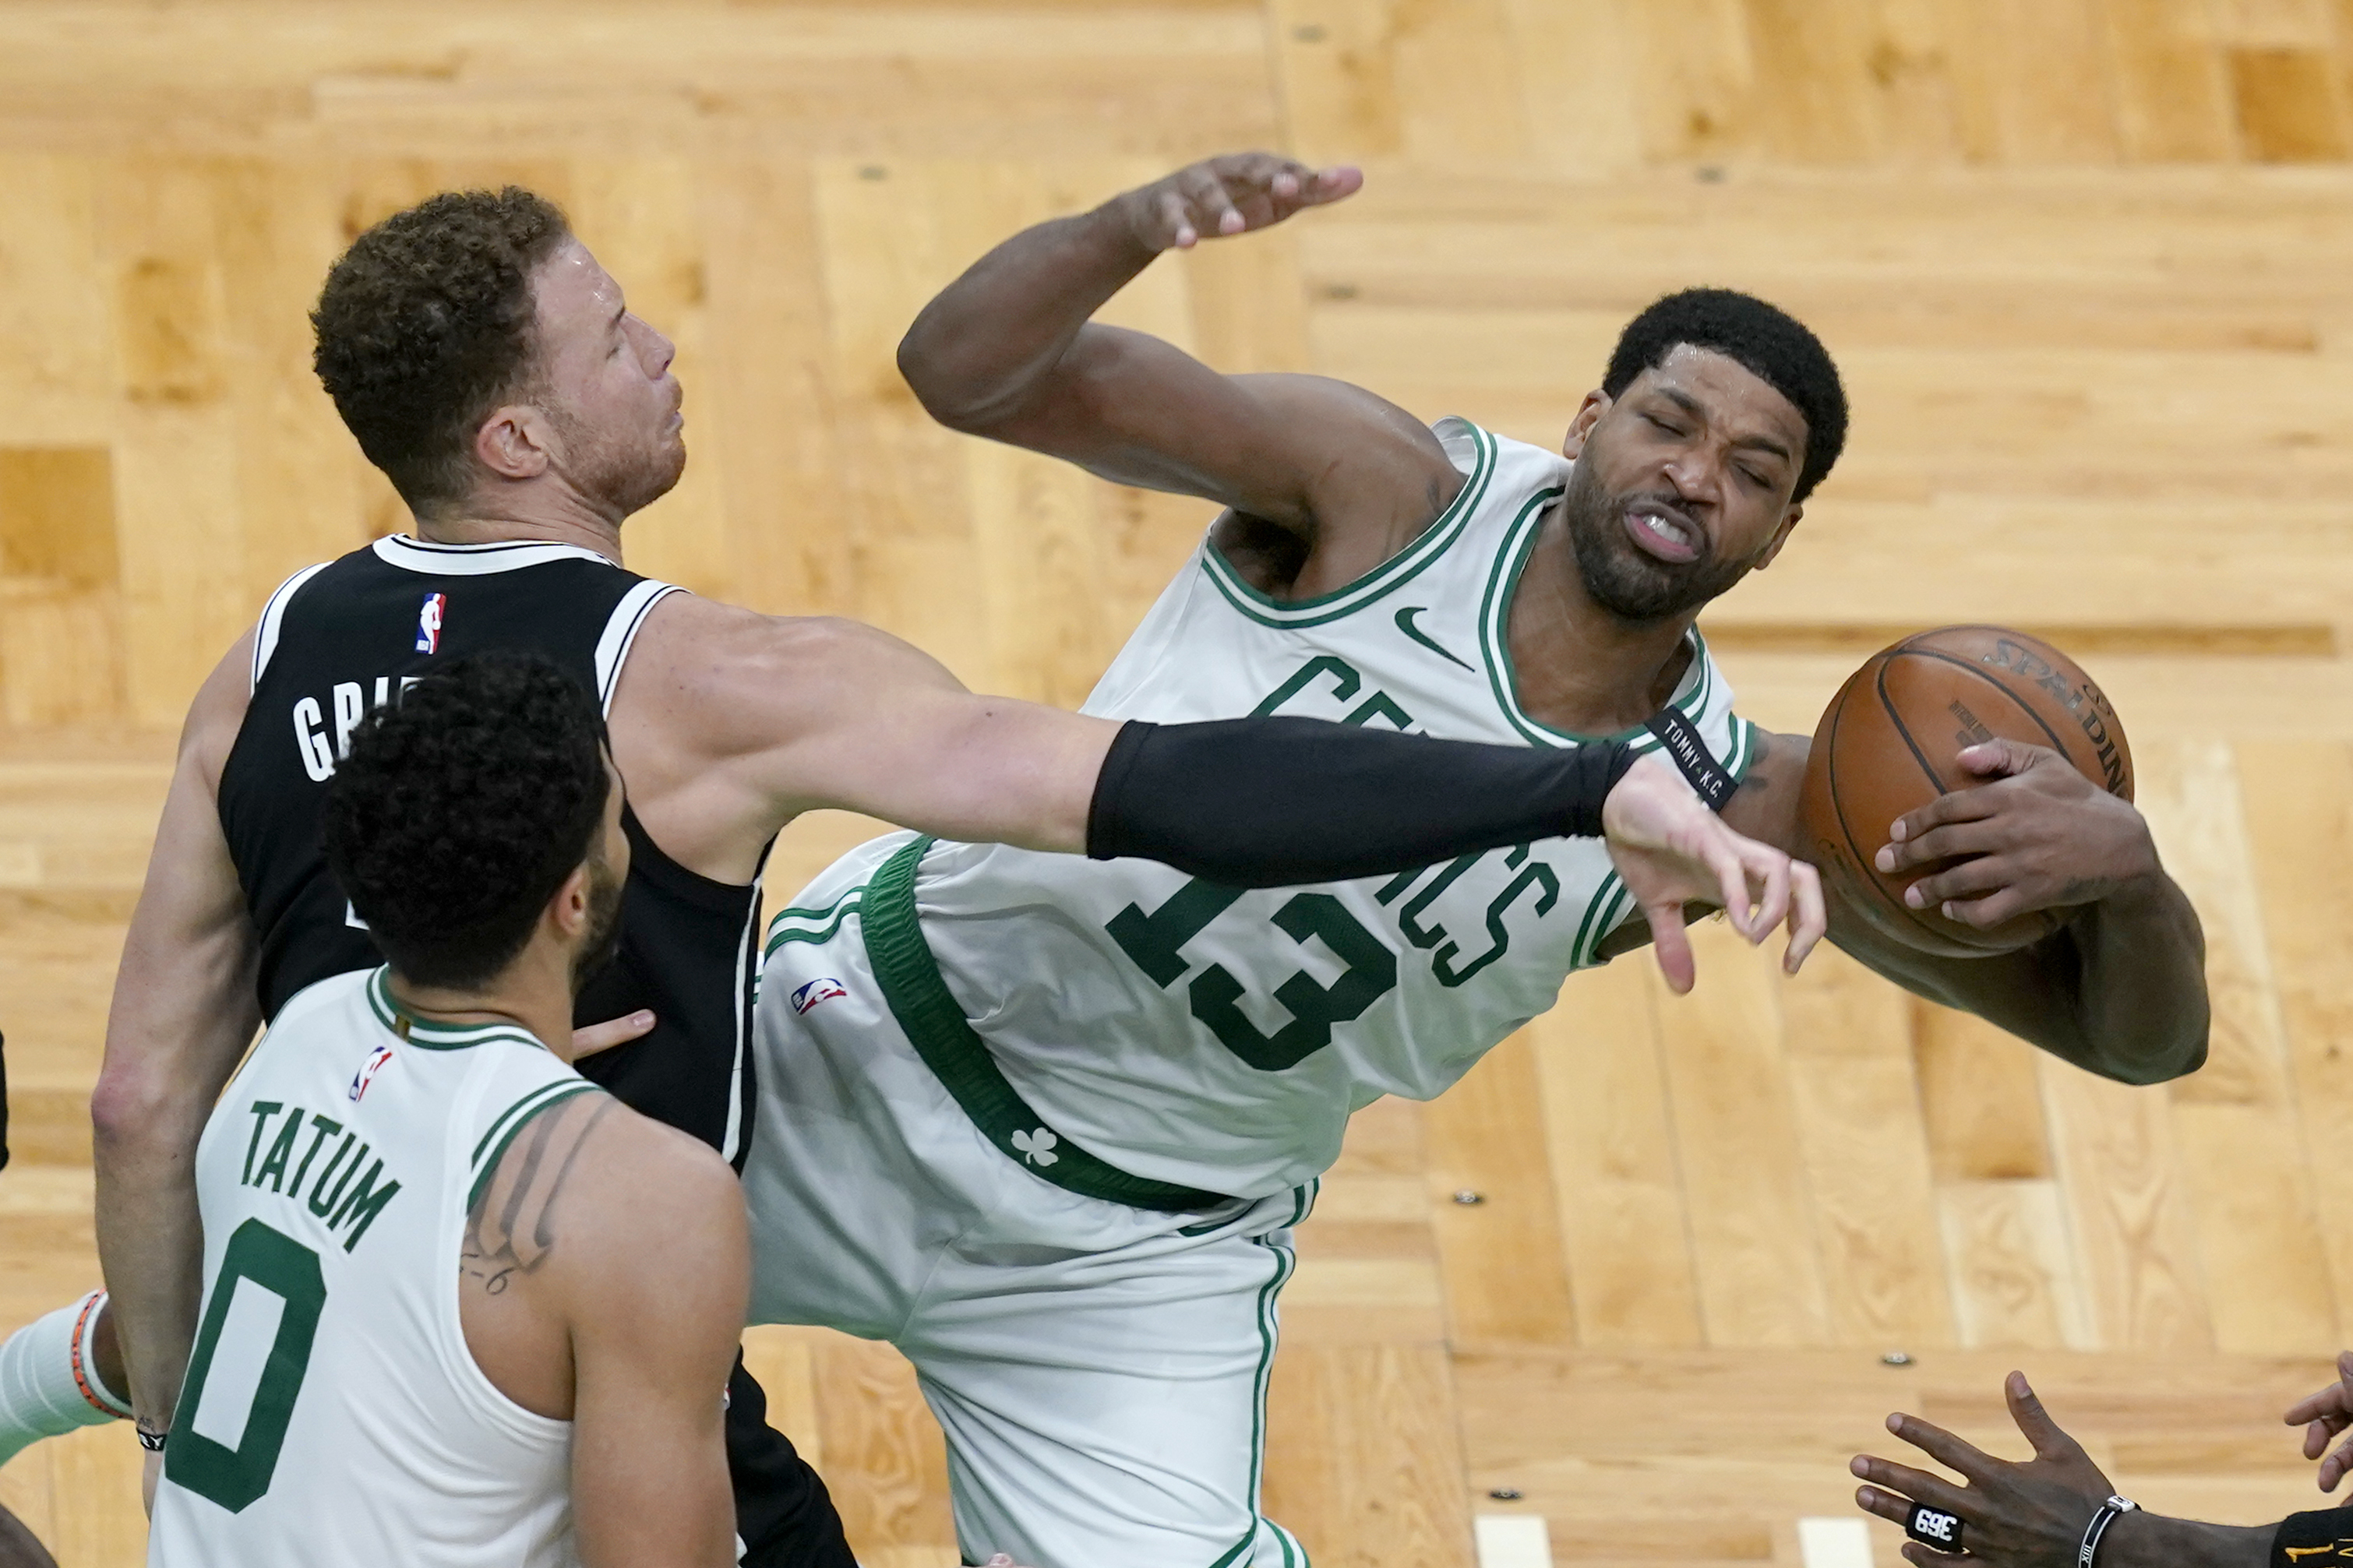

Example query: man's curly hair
[323,653,609,990]
[312,188,571,515]
[1603,288,1848,502]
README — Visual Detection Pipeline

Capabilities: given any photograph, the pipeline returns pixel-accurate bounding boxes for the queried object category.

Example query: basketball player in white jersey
[150,652,747,1566]
[736,153,2211,1568]
[0,181,1809,1559]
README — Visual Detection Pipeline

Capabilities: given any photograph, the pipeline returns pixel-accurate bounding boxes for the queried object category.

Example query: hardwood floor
[7,3,2353,1563]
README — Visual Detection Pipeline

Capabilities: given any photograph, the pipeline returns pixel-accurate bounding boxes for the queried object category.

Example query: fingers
[1900,854,2013,908]
[1145,153,1358,250]
[1848,1450,1969,1516]
[1882,1411,1999,1490]
[1957,738,2044,779]
[1645,898,1696,995]
[2323,1433,2353,1493]
[1785,860,1827,973]
[1852,1481,1918,1527]
[2006,1372,2077,1461]
[1719,837,1788,944]
[1155,186,1196,248]
[1877,819,2002,874]
[1886,785,2002,851]
[571,1010,656,1059]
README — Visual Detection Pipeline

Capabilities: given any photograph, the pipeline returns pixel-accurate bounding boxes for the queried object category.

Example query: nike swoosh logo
[1394,607,1475,671]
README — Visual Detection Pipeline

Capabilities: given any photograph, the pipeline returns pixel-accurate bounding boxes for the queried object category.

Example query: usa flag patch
[415,592,446,654]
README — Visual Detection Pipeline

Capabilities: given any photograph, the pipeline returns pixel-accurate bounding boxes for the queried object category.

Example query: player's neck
[413,479,626,566]
[1503,512,1696,736]
[385,945,580,1063]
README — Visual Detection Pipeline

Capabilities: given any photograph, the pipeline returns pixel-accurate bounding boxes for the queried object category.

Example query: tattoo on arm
[460,1094,615,1297]
[1737,731,1774,792]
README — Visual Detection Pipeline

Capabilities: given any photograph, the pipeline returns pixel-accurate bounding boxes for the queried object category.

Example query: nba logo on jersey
[348,1042,395,1102]
[415,592,446,654]
[790,977,848,1015]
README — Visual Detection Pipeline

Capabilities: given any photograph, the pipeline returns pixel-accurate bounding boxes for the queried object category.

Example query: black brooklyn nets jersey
[217,534,768,1163]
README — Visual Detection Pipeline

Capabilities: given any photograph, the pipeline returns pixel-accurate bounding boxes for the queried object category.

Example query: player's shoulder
[496,1091,743,1274]
[626,595,899,699]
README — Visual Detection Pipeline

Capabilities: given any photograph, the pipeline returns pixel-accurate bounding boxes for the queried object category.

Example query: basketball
[1797,626,2134,957]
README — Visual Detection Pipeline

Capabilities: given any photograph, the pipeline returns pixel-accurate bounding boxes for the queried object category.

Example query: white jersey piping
[251,563,333,692]
[594,580,686,715]
[369,534,618,576]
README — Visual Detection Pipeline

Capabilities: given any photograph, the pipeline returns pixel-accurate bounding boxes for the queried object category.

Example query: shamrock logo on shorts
[1011,1127,1060,1167]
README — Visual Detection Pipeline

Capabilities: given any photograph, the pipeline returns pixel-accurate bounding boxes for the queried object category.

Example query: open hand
[2287,1351,2353,1491]
[1602,753,1826,993]
[1112,152,1362,252]
[1852,1372,2112,1567]
[1873,739,2157,932]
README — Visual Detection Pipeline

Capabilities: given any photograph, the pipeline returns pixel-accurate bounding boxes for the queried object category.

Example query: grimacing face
[527,238,686,519]
[1559,344,1810,623]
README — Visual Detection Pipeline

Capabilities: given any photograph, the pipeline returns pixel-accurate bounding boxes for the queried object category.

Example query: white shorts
[739,891,1314,1568]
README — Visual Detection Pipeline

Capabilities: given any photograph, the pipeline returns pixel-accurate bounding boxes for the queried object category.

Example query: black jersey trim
[594,580,684,714]
[371,534,619,576]
[251,562,332,692]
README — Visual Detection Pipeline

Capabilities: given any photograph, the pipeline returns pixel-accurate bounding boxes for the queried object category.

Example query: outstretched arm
[897,151,1465,585]
[1721,730,2206,1085]
[612,601,1822,988]
[91,636,261,1436]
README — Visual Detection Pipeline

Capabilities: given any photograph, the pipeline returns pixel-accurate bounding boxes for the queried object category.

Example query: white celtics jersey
[149,968,596,1568]
[771,420,1758,1200]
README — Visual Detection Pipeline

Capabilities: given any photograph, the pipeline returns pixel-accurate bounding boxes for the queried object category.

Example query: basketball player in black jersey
[15,190,1817,1559]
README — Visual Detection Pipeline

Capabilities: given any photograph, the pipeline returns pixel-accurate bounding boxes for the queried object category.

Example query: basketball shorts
[739,910,1314,1568]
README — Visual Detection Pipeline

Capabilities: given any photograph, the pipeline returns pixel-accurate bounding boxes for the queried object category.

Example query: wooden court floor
[11,2,2353,1563]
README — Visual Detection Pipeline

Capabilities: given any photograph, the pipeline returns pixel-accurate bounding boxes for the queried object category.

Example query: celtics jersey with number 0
[148,968,595,1568]
[773,419,1759,1200]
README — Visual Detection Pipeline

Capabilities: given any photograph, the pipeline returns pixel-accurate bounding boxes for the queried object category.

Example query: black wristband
[1646,706,1737,812]
[2080,1496,2137,1567]
[2273,1510,2353,1566]
[1085,718,1637,889]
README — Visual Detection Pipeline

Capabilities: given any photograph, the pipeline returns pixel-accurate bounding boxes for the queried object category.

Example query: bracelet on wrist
[2079,1495,2137,1567]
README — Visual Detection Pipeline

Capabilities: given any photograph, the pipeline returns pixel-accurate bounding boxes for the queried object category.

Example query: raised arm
[90,634,261,1437]
[1723,730,2206,1085]
[897,152,1462,583]
[552,1105,746,1568]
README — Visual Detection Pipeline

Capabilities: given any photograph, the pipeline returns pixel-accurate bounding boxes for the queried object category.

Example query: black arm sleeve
[2274,1511,2353,1565]
[1085,717,1639,889]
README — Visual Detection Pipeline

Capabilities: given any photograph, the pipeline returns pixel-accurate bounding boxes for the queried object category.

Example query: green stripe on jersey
[1198,422,1498,629]
[859,837,1232,1214]
[764,891,863,959]
[465,1083,601,1214]
[365,969,554,1054]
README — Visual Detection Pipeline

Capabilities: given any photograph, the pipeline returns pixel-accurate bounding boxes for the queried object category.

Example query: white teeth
[1634,509,1692,547]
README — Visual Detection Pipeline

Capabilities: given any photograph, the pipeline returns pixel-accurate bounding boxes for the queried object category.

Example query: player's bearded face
[547,393,684,520]
[570,845,626,988]
[1559,449,1757,623]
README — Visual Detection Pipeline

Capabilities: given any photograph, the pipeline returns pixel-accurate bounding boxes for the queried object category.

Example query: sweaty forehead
[1626,344,1808,453]
[532,238,623,330]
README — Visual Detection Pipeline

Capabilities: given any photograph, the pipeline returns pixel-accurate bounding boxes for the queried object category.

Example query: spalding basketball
[1797,626,2133,957]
